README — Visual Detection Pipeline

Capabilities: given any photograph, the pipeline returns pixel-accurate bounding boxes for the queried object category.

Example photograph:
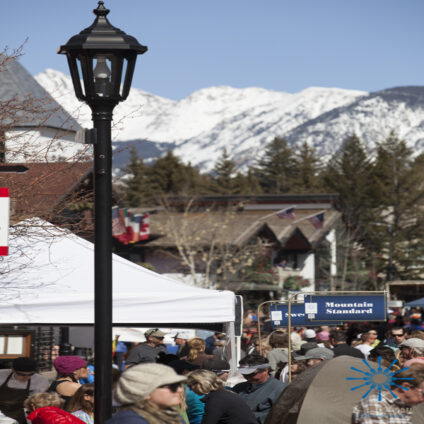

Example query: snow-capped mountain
[285,86,424,157]
[36,69,424,172]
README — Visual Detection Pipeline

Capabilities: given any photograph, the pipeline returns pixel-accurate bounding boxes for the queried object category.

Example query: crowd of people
[242,308,424,423]
[0,312,424,424]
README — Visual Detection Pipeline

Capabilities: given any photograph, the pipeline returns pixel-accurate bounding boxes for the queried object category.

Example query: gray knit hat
[116,363,186,405]
[304,347,334,360]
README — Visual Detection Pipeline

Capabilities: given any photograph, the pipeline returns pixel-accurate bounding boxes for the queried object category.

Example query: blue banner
[270,294,386,327]
[270,304,342,327]
[304,294,387,322]
[270,304,307,327]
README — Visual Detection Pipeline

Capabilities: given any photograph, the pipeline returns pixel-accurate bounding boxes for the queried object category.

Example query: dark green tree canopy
[292,141,323,193]
[124,147,149,207]
[212,148,237,194]
[367,132,424,278]
[124,149,211,206]
[322,134,373,232]
[256,137,297,193]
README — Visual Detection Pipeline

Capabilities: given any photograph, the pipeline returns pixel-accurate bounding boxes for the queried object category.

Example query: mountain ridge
[35,69,424,172]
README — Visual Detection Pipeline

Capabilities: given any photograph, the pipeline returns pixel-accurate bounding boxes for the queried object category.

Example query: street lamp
[58,2,147,422]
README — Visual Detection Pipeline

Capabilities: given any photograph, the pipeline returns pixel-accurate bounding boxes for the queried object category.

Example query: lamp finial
[94,1,110,17]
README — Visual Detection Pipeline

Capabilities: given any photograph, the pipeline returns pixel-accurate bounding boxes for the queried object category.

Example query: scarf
[127,401,182,424]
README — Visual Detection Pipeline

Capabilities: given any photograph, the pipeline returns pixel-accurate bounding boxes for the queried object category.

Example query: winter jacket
[201,390,257,424]
[105,410,149,424]
[232,377,287,424]
[27,407,85,424]
[186,386,204,424]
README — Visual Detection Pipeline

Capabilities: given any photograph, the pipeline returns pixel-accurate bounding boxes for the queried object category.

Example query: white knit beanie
[116,363,186,405]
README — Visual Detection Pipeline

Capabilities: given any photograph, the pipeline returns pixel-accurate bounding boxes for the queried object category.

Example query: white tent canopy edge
[0,219,236,326]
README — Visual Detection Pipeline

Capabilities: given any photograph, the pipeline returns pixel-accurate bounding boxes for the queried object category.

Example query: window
[0,333,31,358]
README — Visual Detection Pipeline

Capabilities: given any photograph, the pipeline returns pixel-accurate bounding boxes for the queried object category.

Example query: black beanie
[12,357,37,372]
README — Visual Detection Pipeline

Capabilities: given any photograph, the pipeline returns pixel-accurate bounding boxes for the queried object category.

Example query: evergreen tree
[322,134,373,234]
[195,173,217,195]
[292,141,323,192]
[149,150,208,196]
[124,147,150,207]
[151,151,187,192]
[245,169,263,194]
[231,170,262,195]
[256,137,296,193]
[367,132,424,278]
[321,135,374,289]
[124,149,211,204]
[149,150,183,193]
[211,148,237,194]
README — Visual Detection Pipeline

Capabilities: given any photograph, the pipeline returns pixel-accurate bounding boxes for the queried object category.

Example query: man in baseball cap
[145,328,167,339]
[174,332,190,358]
[233,354,286,423]
[399,338,424,362]
[125,329,168,368]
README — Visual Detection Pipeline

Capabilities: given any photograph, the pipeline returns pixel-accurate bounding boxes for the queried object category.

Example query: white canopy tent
[0,219,236,327]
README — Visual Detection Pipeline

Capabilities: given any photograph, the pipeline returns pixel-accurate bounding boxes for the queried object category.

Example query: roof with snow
[0,56,80,132]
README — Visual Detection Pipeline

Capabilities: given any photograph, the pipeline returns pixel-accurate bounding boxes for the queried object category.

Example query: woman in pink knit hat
[48,356,89,409]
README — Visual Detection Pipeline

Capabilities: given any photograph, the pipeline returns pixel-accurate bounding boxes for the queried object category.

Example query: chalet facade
[128,194,343,302]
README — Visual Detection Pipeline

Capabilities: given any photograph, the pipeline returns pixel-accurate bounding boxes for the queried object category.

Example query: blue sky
[1,0,423,99]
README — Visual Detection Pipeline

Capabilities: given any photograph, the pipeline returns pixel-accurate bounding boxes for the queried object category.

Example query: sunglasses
[14,371,34,377]
[158,383,182,393]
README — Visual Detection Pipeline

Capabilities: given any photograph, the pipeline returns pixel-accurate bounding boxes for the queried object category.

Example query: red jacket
[27,407,85,424]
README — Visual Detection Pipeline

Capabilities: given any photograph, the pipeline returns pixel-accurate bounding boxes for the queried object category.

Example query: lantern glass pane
[120,59,128,97]
[94,55,113,97]
[120,56,136,100]
[76,58,86,97]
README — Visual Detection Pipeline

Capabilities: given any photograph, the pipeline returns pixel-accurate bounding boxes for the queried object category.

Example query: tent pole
[227,321,237,374]
[236,334,241,368]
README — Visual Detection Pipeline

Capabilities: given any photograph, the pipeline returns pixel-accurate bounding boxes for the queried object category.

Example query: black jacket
[201,389,257,424]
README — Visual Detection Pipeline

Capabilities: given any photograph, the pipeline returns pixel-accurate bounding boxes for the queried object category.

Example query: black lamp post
[58,3,147,423]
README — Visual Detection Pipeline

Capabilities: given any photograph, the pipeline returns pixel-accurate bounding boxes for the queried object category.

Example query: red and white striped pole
[0,188,9,256]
